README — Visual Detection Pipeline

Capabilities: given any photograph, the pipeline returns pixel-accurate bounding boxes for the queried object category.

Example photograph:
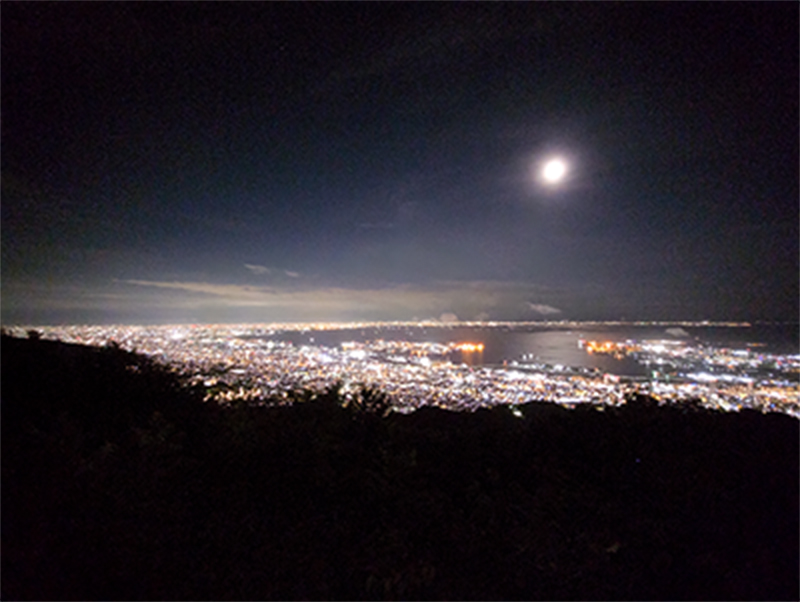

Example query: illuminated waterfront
[7,321,798,418]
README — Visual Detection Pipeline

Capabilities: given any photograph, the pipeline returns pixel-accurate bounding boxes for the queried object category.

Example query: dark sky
[2,2,798,324]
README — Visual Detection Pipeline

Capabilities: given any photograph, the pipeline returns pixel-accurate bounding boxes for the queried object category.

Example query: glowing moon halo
[542,159,567,183]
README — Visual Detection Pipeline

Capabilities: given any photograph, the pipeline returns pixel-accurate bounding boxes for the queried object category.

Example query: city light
[452,342,484,352]
[7,322,796,418]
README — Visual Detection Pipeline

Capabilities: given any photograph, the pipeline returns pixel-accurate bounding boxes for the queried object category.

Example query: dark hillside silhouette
[2,334,798,600]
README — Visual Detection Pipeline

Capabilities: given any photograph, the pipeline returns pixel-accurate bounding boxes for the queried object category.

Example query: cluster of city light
[580,338,799,385]
[6,323,797,418]
[452,342,485,352]
[582,340,633,359]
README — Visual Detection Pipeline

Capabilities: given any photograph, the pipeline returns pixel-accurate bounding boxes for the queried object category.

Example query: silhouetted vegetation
[2,334,798,600]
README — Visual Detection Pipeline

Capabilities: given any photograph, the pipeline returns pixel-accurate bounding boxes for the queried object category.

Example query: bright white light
[542,159,567,183]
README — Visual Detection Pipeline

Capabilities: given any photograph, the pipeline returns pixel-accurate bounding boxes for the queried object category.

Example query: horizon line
[3,319,766,331]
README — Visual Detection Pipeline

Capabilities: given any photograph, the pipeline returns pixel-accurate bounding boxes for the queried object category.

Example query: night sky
[2,2,797,325]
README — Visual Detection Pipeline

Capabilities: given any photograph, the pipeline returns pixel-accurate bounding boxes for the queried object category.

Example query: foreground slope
[2,335,798,600]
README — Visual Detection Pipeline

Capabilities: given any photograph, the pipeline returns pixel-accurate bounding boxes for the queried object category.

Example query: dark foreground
[2,335,798,600]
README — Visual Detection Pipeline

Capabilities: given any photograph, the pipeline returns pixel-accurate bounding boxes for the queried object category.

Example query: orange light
[453,342,484,352]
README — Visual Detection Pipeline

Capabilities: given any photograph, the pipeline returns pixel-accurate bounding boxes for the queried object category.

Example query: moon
[542,159,567,183]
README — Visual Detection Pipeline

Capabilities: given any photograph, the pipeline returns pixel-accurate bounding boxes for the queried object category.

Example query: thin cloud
[244,264,271,275]
[527,303,562,315]
[5,278,582,324]
[118,279,560,319]
[284,270,301,278]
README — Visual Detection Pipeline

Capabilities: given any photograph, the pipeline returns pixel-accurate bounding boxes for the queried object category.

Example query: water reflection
[452,345,484,367]
[265,324,795,378]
